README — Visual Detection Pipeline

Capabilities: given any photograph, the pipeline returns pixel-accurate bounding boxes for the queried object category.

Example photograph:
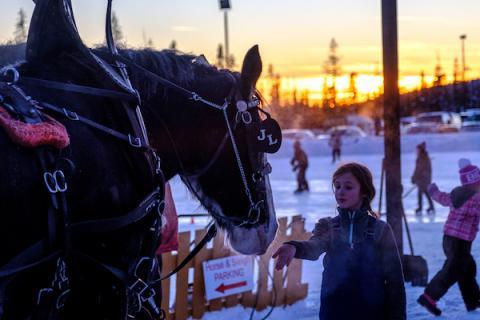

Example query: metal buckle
[129,278,156,303]
[62,108,79,120]
[128,134,142,148]
[190,92,200,101]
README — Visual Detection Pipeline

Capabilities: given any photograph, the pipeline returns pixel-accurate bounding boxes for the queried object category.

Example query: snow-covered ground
[170,132,480,319]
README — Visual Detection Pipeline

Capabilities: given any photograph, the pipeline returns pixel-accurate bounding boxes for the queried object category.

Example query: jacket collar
[337,206,369,221]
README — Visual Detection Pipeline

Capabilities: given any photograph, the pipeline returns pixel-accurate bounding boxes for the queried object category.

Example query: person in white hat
[417,158,480,316]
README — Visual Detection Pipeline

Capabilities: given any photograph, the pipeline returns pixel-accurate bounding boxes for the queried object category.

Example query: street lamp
[219,0,232,68]
[459,34,466,81]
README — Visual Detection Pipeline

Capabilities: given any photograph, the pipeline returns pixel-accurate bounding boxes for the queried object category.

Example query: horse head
[131,45,279,255]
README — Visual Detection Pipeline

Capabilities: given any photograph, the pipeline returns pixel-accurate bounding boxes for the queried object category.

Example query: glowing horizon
[257,73,456,106]
[1,0,478,95]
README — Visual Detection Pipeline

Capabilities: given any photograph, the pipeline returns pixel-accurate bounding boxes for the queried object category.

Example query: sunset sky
[1,0,479,103]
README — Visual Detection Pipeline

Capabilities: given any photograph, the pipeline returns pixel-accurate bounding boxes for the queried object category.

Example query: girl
[273,162,406,320]
[417,158,480,316]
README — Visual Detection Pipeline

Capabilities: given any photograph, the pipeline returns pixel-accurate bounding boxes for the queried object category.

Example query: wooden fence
[159,215,311,320]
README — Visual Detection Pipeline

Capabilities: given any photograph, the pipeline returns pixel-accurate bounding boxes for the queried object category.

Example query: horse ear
[26,0,86,63]
[240,45,262,99]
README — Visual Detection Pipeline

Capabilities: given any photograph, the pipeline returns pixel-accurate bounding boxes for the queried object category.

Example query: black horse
[0,31,279,320]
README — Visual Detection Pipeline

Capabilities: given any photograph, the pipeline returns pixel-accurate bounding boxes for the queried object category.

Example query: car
[281,129,316,140]
[404,111,462,134]
[320,125,367,144]
[400,116,416,127]
[460,108,480,132]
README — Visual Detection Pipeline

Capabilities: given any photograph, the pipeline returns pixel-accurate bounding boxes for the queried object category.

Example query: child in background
[273,162,406,320]
[418,158,480,316]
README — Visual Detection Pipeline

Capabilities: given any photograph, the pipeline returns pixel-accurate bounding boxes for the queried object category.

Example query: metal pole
[224,11,230,67]
[460,34,466,82]
[381,0,403,254]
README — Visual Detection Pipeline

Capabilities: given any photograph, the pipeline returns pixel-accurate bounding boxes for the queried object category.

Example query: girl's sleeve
[285,218,330,261]
[379,222,406,320]
[430,189,452,207]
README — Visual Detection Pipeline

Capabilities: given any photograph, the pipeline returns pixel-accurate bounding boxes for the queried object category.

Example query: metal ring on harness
[238,200,264,227]
[1,67,19,84]
[56,289,71,309]
[43,170,68,193]
[156,200,165,216]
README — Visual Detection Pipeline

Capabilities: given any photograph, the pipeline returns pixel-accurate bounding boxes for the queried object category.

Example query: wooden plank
[240,291,255,308]
[160,252,175,320]
[224,293,240,308]
[255,254,271,311]
[272,217,288,306]
[191,228,209,319]
[207,230,229,311]
[286,216,309,305]
[174,231,192,320]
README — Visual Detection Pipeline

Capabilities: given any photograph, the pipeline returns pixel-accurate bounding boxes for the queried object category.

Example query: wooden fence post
[160,252,175,320]
[286,216,309,304]
[272,217,288,306]
[191,228,209,319]
[173,232,192,319]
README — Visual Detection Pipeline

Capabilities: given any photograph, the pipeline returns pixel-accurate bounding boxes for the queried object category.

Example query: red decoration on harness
[0,105,70,149]
[156,183,179,254]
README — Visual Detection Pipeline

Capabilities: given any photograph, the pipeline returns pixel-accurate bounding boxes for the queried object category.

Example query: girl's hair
[332,162,378,217]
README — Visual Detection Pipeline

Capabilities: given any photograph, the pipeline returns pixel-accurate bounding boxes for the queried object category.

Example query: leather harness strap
[18,76,138,102]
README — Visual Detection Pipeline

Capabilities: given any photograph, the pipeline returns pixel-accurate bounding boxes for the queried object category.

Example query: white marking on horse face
[228,175,277,255]
[185,176,277,255]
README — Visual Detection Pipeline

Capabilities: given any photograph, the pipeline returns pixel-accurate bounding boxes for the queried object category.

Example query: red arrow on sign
[215,281,247,293]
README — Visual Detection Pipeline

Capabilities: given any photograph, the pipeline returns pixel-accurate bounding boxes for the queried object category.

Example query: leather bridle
[95,51,274,228]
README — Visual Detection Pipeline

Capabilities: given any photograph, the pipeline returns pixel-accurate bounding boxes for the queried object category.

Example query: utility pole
[381,0,403,254]
[219,0,232,68]
[459,34,466,82]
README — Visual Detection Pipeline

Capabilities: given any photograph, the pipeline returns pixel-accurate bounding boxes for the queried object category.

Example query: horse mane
[115,48,238,101]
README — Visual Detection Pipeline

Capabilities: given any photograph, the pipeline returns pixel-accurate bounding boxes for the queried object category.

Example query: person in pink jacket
[417,158,480,316]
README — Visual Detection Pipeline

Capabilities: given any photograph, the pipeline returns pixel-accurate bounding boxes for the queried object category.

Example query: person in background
[290,139,309,194]
[328,131,342,164]
[411,142,435,215]
[273,162,406,320]
[374,114,382,136]
[417,158,480,316]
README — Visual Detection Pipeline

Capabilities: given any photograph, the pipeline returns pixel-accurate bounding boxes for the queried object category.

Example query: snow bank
[274,132,480,158]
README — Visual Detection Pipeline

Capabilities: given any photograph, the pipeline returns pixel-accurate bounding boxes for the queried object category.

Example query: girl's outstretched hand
[272,244,296,270]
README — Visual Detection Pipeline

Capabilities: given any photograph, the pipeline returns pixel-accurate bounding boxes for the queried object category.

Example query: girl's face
[334,172,364,210]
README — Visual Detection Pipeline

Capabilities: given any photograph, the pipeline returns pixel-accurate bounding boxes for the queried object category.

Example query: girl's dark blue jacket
[286,207,406,320]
